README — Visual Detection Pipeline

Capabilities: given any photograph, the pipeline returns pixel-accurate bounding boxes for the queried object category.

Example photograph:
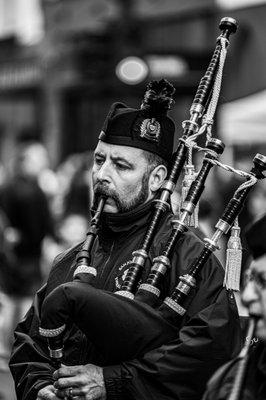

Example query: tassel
[180,163,199,228]
[223,218,242,291]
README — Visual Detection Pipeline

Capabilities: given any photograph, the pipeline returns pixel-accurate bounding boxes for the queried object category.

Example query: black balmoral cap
[245,214,266,259]
[99,79,176,162]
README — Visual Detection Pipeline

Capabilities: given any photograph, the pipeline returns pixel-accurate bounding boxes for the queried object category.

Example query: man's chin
[256,318,266,343]
[104,203,119,213]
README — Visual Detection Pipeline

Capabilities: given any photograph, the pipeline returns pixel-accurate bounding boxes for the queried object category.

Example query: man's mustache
[94,182,120,205]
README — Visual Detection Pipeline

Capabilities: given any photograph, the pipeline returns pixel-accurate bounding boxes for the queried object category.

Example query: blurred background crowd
[0,0,265,398]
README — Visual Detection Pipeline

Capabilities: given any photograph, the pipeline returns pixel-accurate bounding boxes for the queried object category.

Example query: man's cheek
[92,171,97,185]
[261,294,266,319]
[124,182,141,196]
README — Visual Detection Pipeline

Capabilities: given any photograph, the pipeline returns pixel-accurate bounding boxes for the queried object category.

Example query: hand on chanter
[53,363,107,400]
[37,384,61,399]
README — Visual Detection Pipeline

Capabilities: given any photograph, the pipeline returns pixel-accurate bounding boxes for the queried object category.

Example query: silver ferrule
[176,282,190,295]
[115,290,134,300]
[204,225,224,250]
[212,228,224,244]
[171,216,187,229]
[176,274,196,295]
[132,249,148,267]
[182,119,198,133]
[180,274,196,288]
[152,255,170,267]
[161,180,176,193]
[204,238,218,251]
[181,201,195,214]
[151,262,168,275]
[74,265,97,277]
[215,219,231,234]
[164,297,186,316]
[138,283,160,297]
[153,198,170,210]
[39,324,66,338]
[49,347,63,359]
[190,103,204,117]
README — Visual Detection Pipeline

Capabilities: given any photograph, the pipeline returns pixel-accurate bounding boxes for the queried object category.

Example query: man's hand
[53,364,107,400]
[37,384,61,399]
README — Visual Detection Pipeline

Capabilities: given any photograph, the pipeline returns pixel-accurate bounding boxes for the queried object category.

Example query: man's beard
[94,173,150,213]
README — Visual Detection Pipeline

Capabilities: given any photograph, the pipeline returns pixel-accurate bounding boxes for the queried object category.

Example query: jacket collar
[99,199,155,238]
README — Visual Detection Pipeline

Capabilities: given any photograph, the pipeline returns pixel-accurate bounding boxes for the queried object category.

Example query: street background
[0,1,266,398]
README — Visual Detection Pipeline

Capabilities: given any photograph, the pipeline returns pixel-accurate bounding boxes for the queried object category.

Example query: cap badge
[140,118,160,142]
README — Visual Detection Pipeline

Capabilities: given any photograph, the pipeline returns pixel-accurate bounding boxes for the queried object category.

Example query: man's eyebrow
[111,156,134,168]
[94,151,105,157]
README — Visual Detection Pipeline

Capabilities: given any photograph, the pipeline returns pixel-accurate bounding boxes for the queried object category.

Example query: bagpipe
[39,17,266,370]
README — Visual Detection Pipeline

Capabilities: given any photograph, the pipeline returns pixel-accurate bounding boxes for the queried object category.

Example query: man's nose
[96,161,111,182]
[241,281,259,308]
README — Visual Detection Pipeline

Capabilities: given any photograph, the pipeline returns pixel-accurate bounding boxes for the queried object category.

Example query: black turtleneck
[98,199,165,245]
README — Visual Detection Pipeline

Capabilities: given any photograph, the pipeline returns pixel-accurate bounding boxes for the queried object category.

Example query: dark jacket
[202,342,266,400]
[0,176,54,257]
[9,201,241,400]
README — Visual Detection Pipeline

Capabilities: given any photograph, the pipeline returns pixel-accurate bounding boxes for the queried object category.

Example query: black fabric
[202,342,266,400]
[41,281,178,364]
[0,176,54,257]
[9,202,242,400]
[100,102,175,162]
[245,214,266,259]
[0,176,55,295]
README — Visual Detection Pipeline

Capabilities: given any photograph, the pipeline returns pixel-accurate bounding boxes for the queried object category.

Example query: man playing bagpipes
[8,77,243,400]
[202,214,266,400]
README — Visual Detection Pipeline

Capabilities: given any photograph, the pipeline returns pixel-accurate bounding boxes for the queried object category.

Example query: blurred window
[0,0,44,45]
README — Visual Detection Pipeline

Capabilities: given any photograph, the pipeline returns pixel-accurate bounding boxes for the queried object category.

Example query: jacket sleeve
[9,245,88,400]
[9,284,55,400]
[103,242,242,400]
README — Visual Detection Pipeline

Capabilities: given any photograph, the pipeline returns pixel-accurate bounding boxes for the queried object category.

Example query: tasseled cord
[180,147,199,228]
[223,217,242,291]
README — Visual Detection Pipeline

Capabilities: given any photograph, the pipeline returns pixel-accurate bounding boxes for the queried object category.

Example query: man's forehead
[95,141,145,160]
[251,254,266,273]
[245,256,266,285]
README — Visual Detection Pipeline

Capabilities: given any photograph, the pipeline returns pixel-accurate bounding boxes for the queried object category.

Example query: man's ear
[149,165,167,193]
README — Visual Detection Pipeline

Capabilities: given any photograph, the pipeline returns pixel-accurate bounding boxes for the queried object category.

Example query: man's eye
[95,158,104,165]
[243,270,252,288]
[116,163,128,170]
[255,272,266,289]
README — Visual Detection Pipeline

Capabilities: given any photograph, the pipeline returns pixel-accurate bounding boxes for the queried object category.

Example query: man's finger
[53,365,82,379]
[55,387,84,399]
[54,375,82,389]
[37,384,61,399]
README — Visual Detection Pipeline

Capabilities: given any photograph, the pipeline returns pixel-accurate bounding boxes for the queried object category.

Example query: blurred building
[0,0,265,168]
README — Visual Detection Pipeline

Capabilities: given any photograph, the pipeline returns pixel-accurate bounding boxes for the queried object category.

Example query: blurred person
[52,152,93,220]
[63,152,93,218]
[57,213,88,248]
[0,208,17,364]
[0,208,19,400]
[41,152,92,279]
[41,212,88,281]
[0,137,55,297]
[247,180,266,222]
[9,80,241,400]
[202,214,266,400]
